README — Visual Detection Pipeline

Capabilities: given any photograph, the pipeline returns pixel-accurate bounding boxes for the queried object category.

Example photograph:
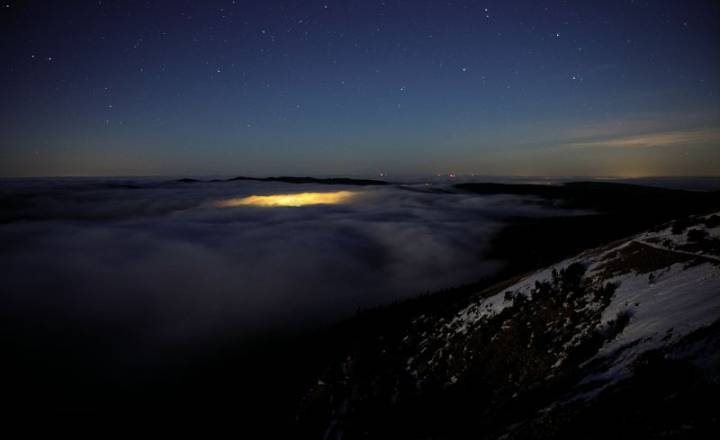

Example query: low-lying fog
[2,178,575,370]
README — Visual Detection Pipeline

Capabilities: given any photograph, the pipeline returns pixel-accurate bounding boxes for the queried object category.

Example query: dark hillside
[457,182,720,276]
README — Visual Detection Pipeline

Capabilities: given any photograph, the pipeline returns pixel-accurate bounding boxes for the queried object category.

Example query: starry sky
[1,0,719,178]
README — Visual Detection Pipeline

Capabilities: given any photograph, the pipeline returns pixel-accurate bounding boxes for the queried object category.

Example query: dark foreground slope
[289,182,720,438]
[297,212,720,439]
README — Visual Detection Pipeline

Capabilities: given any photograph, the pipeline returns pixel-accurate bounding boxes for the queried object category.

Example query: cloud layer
[569,128,720,149]
[1,178,570,370]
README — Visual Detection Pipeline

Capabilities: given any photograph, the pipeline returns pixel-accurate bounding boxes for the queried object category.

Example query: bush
[672,218,693,235]
[687,228,708,242]
[704,215,720,229]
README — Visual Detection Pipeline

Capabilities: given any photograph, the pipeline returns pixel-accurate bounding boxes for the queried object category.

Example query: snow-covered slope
[299,212,720,439]
[431,212,720,394]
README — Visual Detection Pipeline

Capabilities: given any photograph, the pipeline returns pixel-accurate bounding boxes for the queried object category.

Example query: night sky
[1,0,718,178]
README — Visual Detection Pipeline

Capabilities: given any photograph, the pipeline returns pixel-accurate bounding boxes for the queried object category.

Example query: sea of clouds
[1,178,575,375]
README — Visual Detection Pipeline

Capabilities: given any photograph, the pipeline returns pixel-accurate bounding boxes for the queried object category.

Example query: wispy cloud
[569,128,720,149]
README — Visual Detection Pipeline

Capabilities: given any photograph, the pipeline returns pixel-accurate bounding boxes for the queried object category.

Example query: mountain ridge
[297,211,720,438]
[176,176,389,185]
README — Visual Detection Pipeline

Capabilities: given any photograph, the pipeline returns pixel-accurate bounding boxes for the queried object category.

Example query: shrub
[704,215,720,229]
[687,228,708,242]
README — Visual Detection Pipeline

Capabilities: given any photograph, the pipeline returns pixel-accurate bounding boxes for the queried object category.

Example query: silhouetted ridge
[177,176,388,185]
[455,181,719,214]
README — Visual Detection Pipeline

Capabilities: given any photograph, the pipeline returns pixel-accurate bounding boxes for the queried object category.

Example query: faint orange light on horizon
[215,191,358,208]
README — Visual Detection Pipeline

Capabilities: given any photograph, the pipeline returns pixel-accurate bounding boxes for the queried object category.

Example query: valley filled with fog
[1,178,577,367]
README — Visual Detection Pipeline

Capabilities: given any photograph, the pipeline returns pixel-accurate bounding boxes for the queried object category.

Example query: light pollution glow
[215,191,358,207]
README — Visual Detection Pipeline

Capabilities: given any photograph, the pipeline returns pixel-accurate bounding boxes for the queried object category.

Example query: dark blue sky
[1,0,718,177]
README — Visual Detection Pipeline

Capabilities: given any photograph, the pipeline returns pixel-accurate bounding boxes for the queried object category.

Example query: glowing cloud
[569,128,720,149]
[215,191,358,208]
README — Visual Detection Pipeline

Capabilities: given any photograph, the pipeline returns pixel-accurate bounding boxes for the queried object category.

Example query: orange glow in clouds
[215,191,358,207]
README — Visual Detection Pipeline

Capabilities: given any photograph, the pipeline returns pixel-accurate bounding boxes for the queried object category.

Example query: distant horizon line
[2,173,720,180]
